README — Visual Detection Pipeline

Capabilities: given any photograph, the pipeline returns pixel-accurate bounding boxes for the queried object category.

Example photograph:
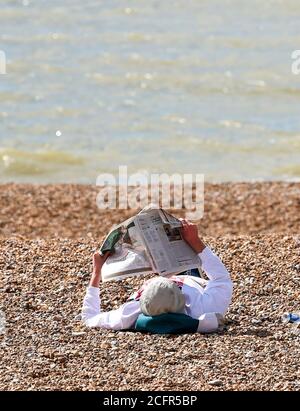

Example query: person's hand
[90,251,110,287]
[93,251,109,275]
[180,219,206,254]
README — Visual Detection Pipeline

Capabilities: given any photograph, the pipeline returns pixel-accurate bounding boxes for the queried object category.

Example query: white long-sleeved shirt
[81,247,233,333]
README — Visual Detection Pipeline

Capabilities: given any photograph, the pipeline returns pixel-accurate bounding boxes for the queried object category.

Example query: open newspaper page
[100,215,135,255]
[135,209,201,277]
[101,216,154,282]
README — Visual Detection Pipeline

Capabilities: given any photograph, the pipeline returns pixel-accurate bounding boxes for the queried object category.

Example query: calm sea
[0,0,300,183]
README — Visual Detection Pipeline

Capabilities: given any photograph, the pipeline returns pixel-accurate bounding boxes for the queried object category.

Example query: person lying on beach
[81,220,233,333]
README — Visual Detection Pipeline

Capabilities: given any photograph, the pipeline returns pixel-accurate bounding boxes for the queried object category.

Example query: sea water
[0,0,300,183]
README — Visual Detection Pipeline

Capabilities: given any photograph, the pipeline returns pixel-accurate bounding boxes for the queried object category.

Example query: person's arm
[181,219,233,319]
[88,251,109,288]
[198,247,233,315]
[81,252,141,330]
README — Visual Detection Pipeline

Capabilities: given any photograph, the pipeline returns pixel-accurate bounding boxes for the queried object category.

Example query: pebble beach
[0,182,300,391]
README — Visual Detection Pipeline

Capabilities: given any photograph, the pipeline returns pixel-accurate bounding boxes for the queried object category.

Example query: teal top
[135,312,199,334]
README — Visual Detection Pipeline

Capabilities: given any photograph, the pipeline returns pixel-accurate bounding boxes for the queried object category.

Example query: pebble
[251,319,262,325]
[208,380,223,386]
[1,183,300,391]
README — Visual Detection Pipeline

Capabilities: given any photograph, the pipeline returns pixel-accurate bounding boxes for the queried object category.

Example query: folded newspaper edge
[101,206,203,282]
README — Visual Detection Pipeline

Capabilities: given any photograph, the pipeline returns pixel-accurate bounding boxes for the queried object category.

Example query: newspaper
[100,206,202,282]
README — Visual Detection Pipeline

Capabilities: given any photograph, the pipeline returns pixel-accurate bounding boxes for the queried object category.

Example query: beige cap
[140,277,186,316]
